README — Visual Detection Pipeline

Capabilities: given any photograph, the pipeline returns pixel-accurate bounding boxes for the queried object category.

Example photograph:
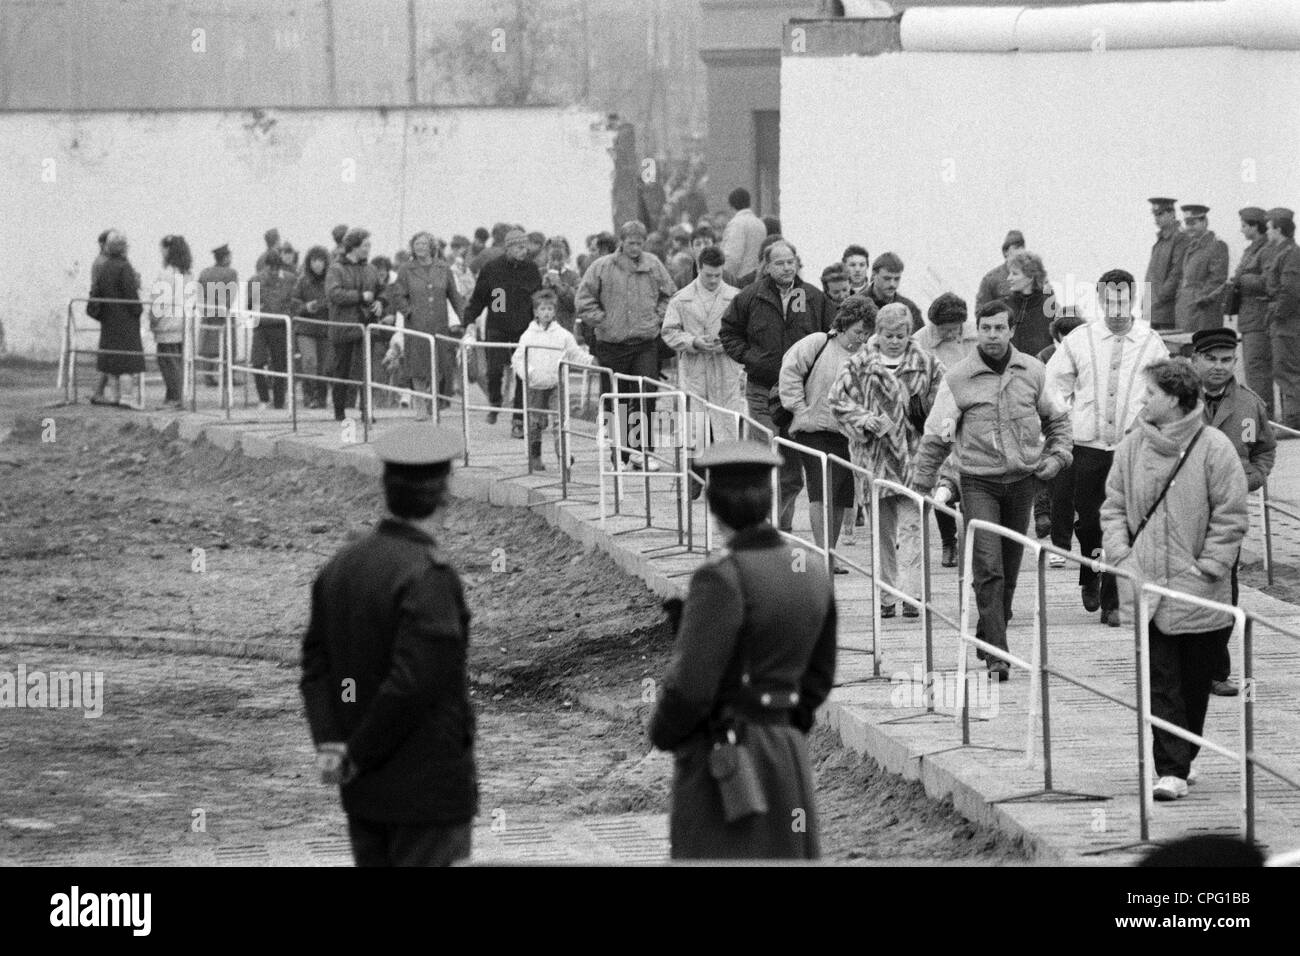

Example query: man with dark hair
[1265,207,1300,431]
[976,230,1025,311]
[913,299,1073,680]
[575,220,677,469]
[1192,327,1276,696]
[721,186,767,279]
[1175,204,1229,333]
[464,228,542,436]
[330,224,349,263]
[1221,207,1275,416]
[762,216,782,237]
[821,264,851,308]
[720,239,835,529]
[841,244,870,296]
[1144,197,1189,330]
[866,252,923,332]
[1047,270,1168,625]
[302,423,477,866]
[256,227,282,274]
[469,222,512,275]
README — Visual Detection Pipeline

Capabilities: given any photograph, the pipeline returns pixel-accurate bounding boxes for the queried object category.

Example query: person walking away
[912,292,979,567]
[248,246,298,411]
[1174,204,1229,334]
[976,230,1025,312]
[720,239,834,529]
[912,300,1073,680]
[147,234,196,409]
[720,187,767,279]
[830,302,943,608]
[291,246,331,409]
[512,288,592,471]
[1100,359,1248,802]
[1047,270,1168,625]
[649,441,837,860]
[1193,327,1276,696]
[464,228,541,437]
[86,230,145,406]
[1220,208,1276,417]
[662,245,745,496]
[301,423,477,865]
[1005,249,1055,358]
[327,228,384,423]
[780,295,874,571]
[1264,207,1300,433]
[1144,197,1189,331]
[574,220,677,470]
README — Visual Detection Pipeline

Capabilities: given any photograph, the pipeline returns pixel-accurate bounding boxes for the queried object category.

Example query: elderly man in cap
[575,220,677,470]
[464,227,542,437]
[1265,207,1300,432]
[976,230,1025,312]
[650,439,836,860]
[301,423,477,866]
[1193,326,1276,695]
[1175,205,1229,333]
[1220,207,1276,416]
[197,243,238,388]
[1144,198,1189,331]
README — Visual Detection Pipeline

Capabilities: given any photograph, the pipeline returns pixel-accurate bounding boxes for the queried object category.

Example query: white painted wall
[781,47,1300,319]
[0,107,615,359]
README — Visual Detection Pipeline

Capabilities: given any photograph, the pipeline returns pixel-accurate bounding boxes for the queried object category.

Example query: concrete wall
[781,46,1300,316]
[0,107,615,359]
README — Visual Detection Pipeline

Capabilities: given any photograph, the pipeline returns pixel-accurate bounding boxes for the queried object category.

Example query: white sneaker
[1153,776,1189,801]
[628,452,661,472]
[256,401,269,412]
[1048,552,1067,568]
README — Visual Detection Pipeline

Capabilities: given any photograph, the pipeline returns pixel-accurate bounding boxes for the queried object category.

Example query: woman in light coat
[1100,358,1248,803]
[148,234,197,409]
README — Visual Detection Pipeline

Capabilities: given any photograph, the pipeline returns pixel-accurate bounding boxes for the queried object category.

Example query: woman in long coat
[391,232,465,416]
[650,441,837,859]
[87,231,145,404]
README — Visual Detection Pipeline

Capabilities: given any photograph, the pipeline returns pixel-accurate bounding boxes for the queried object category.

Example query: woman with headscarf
[830,302,945,618]
[649,440,837,859]
[87,230,145,406]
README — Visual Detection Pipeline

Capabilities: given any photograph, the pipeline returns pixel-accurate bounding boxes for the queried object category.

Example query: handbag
[769,333,832,429]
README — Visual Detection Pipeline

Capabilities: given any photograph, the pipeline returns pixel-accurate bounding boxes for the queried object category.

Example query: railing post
[224,312,234,420]
[870,478,883,679]
[460,336,471,466]
[523,346,534,475]
[1037,546,1053,791]
[1261,483,1274,587]
[958,520,976,744]
[1135,588,1153,842]
[1243,615,1256,845]
[560,360,571,497]
[286,315,297,433]
[67,302,78,405]
[921,498,934,712]
[362,325,373,443]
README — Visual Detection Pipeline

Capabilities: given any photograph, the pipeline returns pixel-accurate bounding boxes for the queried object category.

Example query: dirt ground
[0,358,1027,864]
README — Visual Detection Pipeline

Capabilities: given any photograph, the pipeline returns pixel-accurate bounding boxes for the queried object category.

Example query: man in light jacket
[1100,358,1248,803]
[720,187,767,280]
[1047,269,1169,627]
[575,220,676,470]
[661,245,744,495]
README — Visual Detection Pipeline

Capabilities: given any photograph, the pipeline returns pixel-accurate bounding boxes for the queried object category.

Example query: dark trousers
[1213,559,1240,683]
[1049,459,1077,551]
[1273,330,1300,429]
[1073,446,1119,612]
[332,338,369,419]
[1241,328,1274,418]
[960,474,1037,656]
[527,386,557,458]
[347,815,471,867]
[251,325,288,407]
[156,342,183,403]
[198,317,224,383]
[1149,621,1230,779]
[594,339,660,461]
[935,489,960,548]
[485,337,524,422]
[744,380,804,531]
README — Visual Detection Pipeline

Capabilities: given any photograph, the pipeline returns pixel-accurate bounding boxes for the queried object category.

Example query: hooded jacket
[1100,405,1248,634]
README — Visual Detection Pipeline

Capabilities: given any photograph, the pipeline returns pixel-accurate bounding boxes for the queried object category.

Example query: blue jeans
[960,474,1037,658]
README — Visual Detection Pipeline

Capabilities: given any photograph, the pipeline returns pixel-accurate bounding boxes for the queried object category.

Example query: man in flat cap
[1175,205,1229,333]
[1265,208,1300,432]
[650,439,836,860]
[301,423,477,866]
[1219,207,1276,417]
[976,230,1025,313]
[1193,327,1275,695]
[1144,198,1189,331]
[197,244,238,388]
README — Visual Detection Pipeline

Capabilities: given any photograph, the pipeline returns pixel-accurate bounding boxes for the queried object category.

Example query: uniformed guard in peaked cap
[372,422,464,471]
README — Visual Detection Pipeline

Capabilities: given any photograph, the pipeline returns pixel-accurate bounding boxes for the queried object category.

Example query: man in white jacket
[661,246,745,498]
[512,287,591,471]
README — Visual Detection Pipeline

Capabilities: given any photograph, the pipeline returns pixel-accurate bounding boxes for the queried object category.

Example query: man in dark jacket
[1265,208,1300,431]
[197,244,238,388]
[1220,208,1275,416]
[720,238,833,529]
[301,423,476,867]
[1174,204,1229,333]
[464,228,541,436]
[1144,197,1189,330]
[976,229,1024,311]
[865,252,923,332]
[326,227,384,423]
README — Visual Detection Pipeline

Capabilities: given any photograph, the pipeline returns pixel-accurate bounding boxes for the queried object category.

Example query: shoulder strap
[1130,427,1205,543]
[801,334,833,390]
